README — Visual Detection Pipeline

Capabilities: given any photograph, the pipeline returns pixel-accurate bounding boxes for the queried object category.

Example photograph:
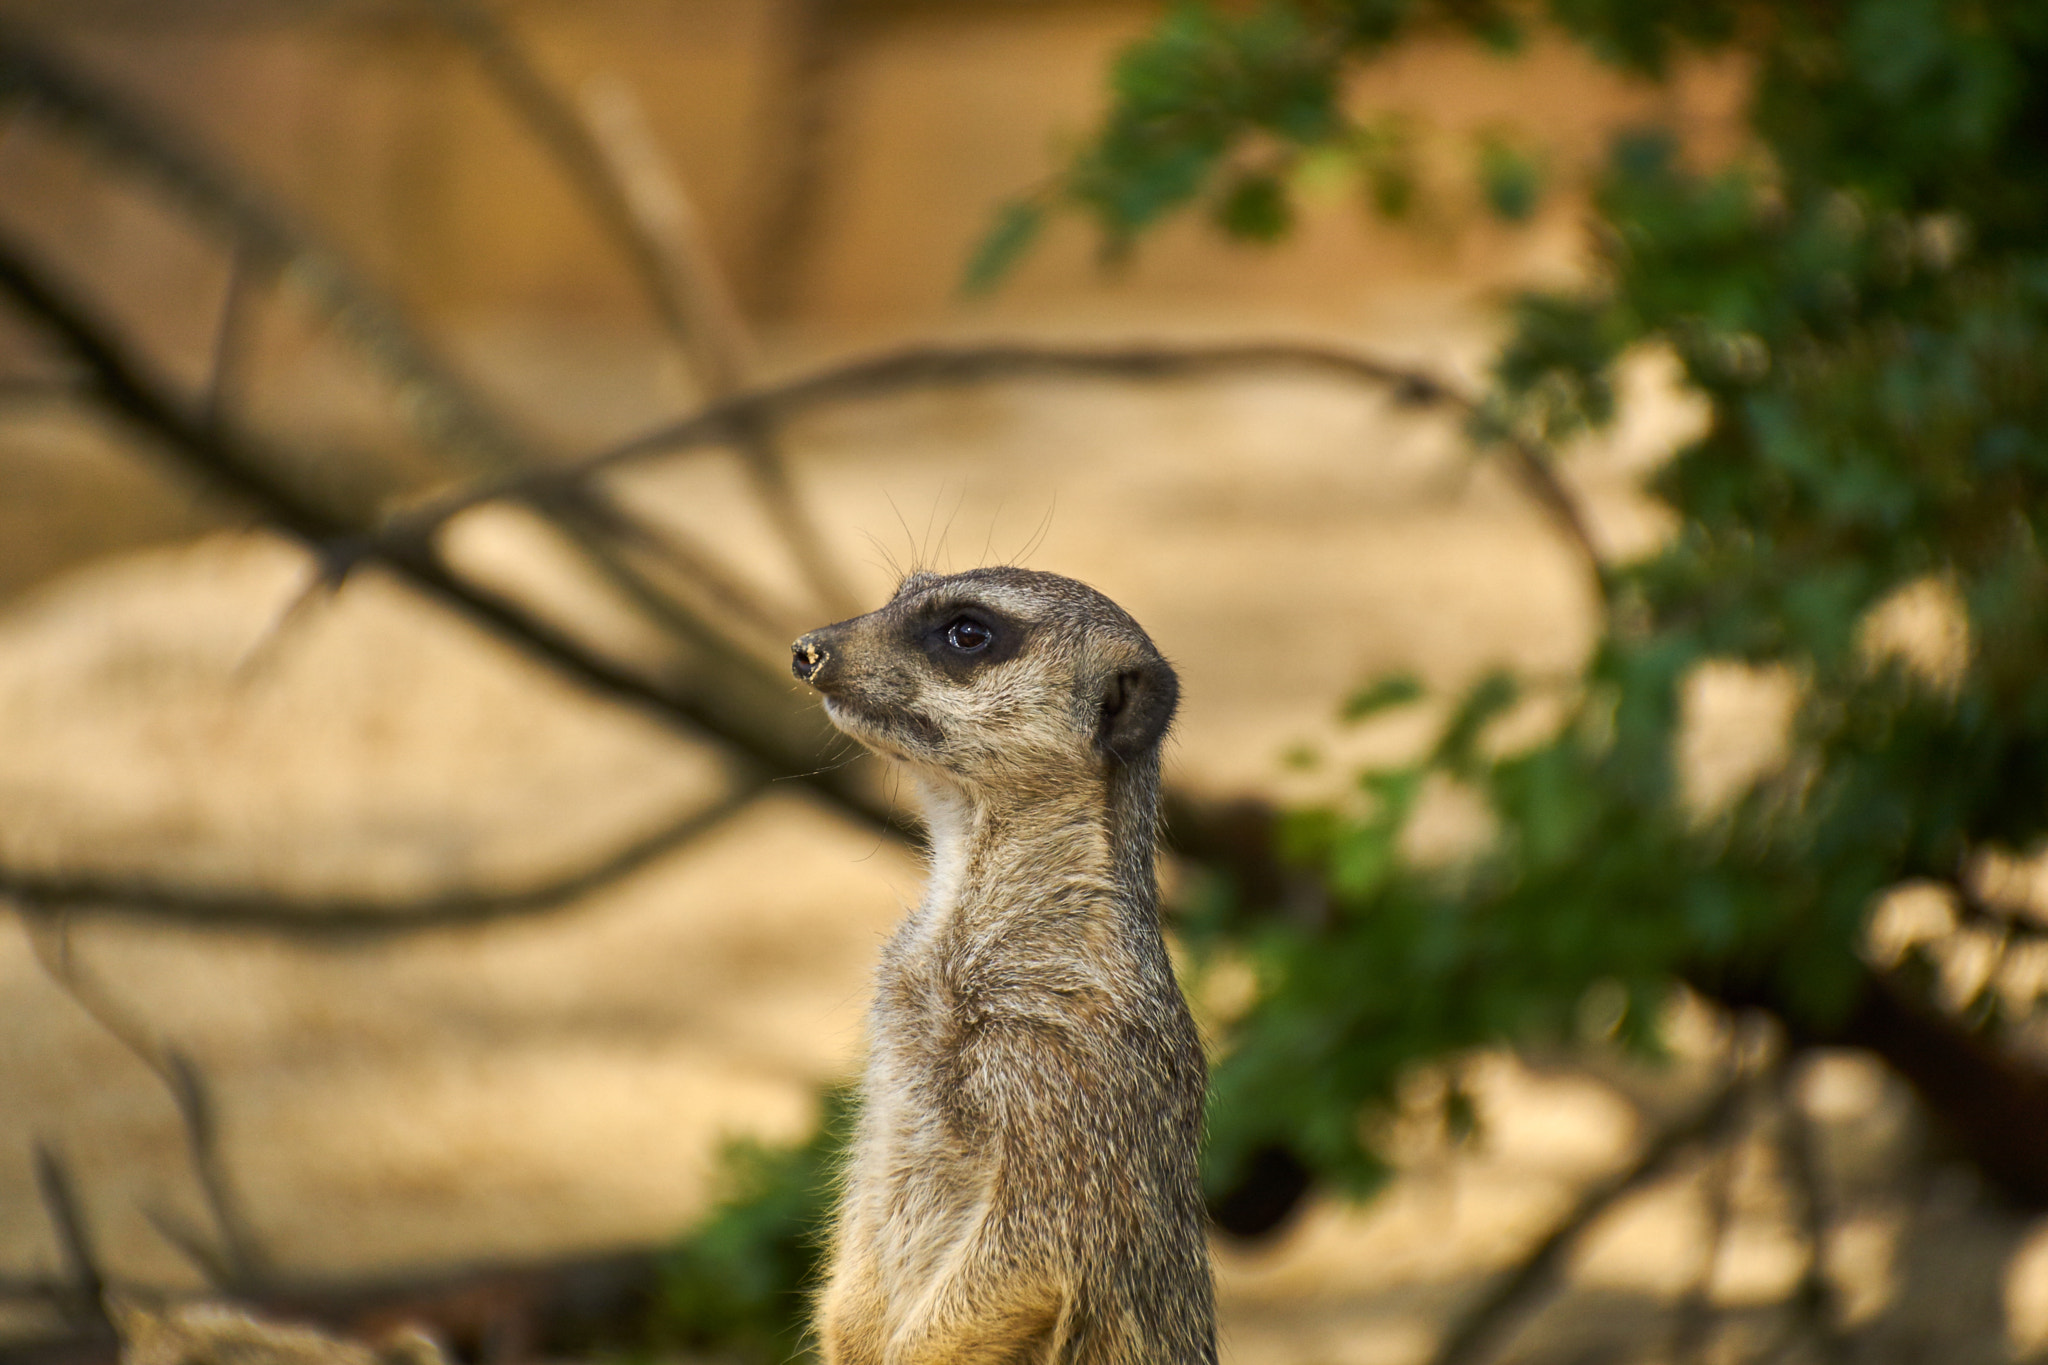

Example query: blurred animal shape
[108,1294,446,1365]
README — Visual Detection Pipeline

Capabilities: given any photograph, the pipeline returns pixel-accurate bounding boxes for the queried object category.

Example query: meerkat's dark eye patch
[915,604,1024,677]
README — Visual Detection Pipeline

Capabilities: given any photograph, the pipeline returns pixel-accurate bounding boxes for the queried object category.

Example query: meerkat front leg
[817,1243,890,1365]
[876,1223,1066,1365]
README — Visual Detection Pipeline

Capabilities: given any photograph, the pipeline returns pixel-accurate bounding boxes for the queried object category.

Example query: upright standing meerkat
[791,567,1215,1365]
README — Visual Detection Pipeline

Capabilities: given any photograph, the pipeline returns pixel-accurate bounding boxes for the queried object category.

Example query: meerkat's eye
[945,617,993,652]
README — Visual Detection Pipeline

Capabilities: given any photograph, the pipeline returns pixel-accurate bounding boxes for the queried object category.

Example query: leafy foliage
[658,1,2048,1352]
[1008,0,2048,1201]
[645,1087,854,1362]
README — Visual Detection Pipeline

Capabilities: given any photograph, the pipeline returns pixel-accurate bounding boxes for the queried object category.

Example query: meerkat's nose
[791,634,829,685]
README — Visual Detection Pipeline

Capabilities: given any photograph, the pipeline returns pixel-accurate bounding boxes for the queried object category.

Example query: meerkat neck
[913,763,1163,938]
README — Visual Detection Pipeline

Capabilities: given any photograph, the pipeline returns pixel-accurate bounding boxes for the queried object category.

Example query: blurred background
[2,2,2046,1363]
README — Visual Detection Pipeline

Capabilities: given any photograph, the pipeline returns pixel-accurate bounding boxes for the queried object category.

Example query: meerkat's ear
[1095,655,1179,763]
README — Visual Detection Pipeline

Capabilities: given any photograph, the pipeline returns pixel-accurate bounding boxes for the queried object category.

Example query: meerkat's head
[791,568,1178,795]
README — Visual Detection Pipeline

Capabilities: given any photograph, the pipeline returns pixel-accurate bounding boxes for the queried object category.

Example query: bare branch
[32,1140,108,1329]
[0,18,530,477]
[1666,1031,1759,1365]
[1425,1068,1752,1365]
[376,338,1609,601]
[0,20,785,637]
[0,373,79,404]
[201,241,261,429]
[142,1202,238,1290]
[25,918,269,1287]
[418,0,700,360]
[0,225,894,845]
[0,1272,71,1305]
[742,0,852,320]
[578,73,854,616]
[4,780,766,936]
[1772,1055,1852,1365]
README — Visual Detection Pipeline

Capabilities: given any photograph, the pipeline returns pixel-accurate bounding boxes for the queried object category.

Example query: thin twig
[369,338,1609,602]
[3,779,766,936]
[1669,1063,1749,1363]
[419,0,696,355]
[0,19,786,637]
[141,1202,237,1289]
[0,18,528,477]
[31,1140,107,1328]
[0,1272,72,1304]
[425,0,845,612]
[1426,1071,1752,1365]
[742,0,851,320]
[1773,1052,1852,1365]
[0,375,78,404]
[0,225,894,839]
[24,916,269,1287]
[201,240,261,429]
[578,73,853,615]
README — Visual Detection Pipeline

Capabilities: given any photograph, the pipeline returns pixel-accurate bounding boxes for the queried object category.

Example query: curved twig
[31,1142,107,1329]
[3,779,768,938]
[0,19,788,633]
[419,0,698,359]
[427,0,851,615]
[0,226,893,835]
[0,18,528,476]
[26,917,268,1285]
[375,338,1610,601]
[1426,1068,1752,1365]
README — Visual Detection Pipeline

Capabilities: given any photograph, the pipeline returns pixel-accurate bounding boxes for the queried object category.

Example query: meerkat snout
[790,635,828,684]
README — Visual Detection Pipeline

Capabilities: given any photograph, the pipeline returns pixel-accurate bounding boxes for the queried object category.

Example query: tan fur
[793,568,1214,1365]
[107,1294,445,1365]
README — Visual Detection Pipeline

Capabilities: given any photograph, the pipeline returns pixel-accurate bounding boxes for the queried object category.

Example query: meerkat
[790,567,1214,1365]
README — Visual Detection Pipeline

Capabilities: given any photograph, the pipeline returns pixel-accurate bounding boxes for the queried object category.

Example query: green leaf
[1342,672,1425,721]
[1215,172,1294,242]
[1478,134,1544,222]
[960,198,1046,296]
